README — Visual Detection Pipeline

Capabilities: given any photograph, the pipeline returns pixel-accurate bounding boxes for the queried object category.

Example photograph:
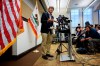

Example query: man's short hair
[48,6,54,10]
[97,26,100,30]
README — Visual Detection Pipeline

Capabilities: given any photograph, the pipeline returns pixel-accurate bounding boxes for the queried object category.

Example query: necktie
[49,14,52,19]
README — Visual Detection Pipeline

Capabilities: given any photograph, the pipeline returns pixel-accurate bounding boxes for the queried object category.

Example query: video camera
[56,15,71,33]
[56,15,74,61]
[57,15,71,25]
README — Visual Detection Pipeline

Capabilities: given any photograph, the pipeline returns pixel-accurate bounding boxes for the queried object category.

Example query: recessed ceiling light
[75,4,78,5]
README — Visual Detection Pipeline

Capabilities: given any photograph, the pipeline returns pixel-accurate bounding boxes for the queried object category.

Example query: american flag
[0,0,23,56]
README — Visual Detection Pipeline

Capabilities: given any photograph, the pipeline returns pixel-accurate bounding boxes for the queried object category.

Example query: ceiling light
[75,4,78,6]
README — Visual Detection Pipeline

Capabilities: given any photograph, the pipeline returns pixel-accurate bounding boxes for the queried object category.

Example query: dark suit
[41,12,54,34]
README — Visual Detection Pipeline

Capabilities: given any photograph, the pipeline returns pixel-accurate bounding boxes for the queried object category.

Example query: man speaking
[41,6,54,60]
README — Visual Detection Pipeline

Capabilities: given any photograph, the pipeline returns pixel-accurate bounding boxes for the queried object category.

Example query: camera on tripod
[56,15,75,61]
[56,15,71,33]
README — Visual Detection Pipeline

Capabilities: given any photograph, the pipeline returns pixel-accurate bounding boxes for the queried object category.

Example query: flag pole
[33,0,39,53]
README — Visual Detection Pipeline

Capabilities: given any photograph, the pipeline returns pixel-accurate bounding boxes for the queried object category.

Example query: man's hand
[54,20,58,23]
[85,37,92,40]
[47,18,54,22]
[50,26,54,29]
[81,38,85,42]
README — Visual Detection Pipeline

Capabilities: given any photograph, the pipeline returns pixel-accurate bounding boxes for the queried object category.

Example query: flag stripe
[0,10,5,49]
[2,11,11,43]
[30,16,37,26]
[3,7,14,42]
[1,33,7,49]
[31,14,38,26]
[3,0,16,38]
[28,18,37,38]
[1,13,8,47]
[12,0,19,19]
[15,0,20,14]
[12,0,19,28]
[7,0,17,32]
[9,0,18,28]
[0,40,5,49]
[17,0,20,8]
[1,33,8,47]
[1,17,8,48]
[3,4,16,45]
[0,30,5,49]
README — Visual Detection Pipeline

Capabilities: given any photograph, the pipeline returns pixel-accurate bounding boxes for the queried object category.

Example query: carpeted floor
[34,44,100,66]
[0,46,42,66]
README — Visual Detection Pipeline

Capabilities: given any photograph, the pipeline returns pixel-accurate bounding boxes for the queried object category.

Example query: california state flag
[28,0,42,45]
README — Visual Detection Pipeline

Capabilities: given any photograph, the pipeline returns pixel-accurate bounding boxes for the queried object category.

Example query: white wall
[12,21,37,55]
[23,0,35,10]
[93,11,99,24]
[93,2,100,25]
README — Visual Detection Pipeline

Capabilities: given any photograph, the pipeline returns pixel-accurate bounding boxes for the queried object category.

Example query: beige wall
[22,0,33,19]
[37,0,45,19]
[22,0,44,19]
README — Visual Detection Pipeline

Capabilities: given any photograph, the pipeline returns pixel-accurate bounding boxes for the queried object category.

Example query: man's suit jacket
[41,12,54,34]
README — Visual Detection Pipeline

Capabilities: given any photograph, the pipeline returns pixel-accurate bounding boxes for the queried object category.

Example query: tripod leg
[55,43,63,59]
[56,49,60,59]
[55,44,60,59]
[62,44,68,50]
[55,33,66,59]
[56,53,58,59]
[55,44,60,53]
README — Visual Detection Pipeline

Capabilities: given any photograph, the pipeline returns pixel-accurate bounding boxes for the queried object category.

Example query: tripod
[55,23,75,61]
[56,32,68,58]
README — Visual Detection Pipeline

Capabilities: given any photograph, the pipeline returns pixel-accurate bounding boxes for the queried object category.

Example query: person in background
[41,6,55,60]
[85,21,90,26]
[95,24,99,28]
[96,25,100,34]
[75,24,81,32]
[75,27,84,48]
[81,26,100,50]
[90,25,94,28]
[76,27,83,36]
[77,24,81,27]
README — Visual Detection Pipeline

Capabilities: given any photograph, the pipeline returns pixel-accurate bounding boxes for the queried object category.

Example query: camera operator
[41,6,55,60]
[75,27,85,48]
[81,26,100,51]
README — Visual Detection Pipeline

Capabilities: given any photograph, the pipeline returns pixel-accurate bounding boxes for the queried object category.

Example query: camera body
[56,15,71,33]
